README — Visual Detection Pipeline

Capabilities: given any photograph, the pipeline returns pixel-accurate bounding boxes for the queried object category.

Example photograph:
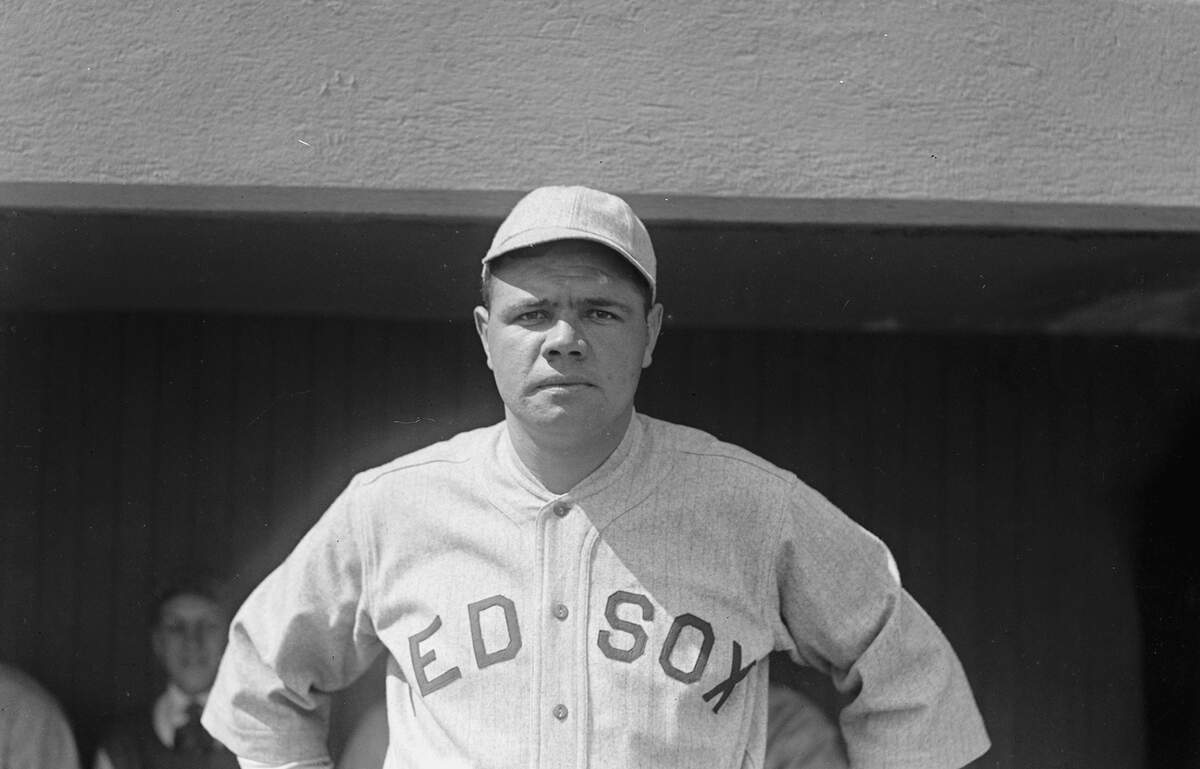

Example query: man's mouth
[534,378,592,390]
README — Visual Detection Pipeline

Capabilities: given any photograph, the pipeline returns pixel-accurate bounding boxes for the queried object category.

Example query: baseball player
[202,185,990,769]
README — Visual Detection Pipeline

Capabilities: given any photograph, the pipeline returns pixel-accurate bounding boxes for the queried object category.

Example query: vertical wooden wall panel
[745,333,803,477]
[714,329,766,453]
[0,318,47,667]
[73,315,123,732]
[345,320,392,476]
[194,316,238,584]
[1051,340,1096,767]
[227,319,276,588]
[973,338,1020,765]
[862,337,909,567]
[112,315,162,707]
[1010,336,1060,767]
[937,334,990,751]
[308,319,356,523]
[383,323,444,457]
[789,332,837,493]
[897,337,948,613]
[154,317,201,582]
[35,316,85,701]
[825,334,869,522]
[267,318,317,559]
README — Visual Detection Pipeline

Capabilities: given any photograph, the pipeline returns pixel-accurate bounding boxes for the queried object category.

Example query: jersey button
[552,704,569,721]
[553,603,569,620]
[553,502,571,518]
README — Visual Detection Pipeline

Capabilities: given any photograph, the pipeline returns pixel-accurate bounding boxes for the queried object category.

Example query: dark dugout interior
[2,186,1198,768]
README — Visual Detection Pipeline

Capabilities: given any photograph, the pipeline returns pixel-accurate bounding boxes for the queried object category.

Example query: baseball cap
[482,185,657,300]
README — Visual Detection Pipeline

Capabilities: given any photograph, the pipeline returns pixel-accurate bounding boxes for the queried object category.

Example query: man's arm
[771,482,989,769]
[202,481,383,766]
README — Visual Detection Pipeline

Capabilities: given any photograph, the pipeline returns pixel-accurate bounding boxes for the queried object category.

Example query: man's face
[474,241,662,446]
[152,593,228,696]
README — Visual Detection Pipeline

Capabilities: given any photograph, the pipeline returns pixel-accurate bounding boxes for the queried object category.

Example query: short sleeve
[771,482,990,769]
[202,480,383,765]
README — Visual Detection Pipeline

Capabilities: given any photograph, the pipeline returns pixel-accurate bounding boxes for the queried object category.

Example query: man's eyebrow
[581,297,635,313]
[505,298,550,312]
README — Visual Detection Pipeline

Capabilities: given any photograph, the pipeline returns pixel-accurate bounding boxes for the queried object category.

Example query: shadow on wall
[1134,402,1200,768]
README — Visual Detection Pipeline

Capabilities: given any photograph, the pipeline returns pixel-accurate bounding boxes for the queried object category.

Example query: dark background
[2,203,1198,768]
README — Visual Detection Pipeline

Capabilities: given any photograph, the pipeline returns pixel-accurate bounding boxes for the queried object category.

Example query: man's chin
[172,672,218,696]
[528,408,595,429]
[521,390,598,414]
[513,400,597,427]
[510,400,633,442]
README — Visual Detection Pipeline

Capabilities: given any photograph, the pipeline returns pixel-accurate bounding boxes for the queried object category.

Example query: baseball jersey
[202,413,989,769]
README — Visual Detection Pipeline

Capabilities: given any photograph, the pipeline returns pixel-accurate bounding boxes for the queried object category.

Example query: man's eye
[589,309,619,321]
[517,310,548,322]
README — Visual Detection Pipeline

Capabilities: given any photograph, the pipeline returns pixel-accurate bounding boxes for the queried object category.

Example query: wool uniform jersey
[202,413,990,769]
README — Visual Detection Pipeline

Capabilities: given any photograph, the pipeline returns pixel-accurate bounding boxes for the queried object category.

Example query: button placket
[539,498,581,761]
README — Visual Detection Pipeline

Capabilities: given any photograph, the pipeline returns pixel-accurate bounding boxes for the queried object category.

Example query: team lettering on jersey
[407,590,755,713]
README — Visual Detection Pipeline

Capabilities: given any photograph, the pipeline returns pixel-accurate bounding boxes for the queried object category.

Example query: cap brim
[482,225,656,297]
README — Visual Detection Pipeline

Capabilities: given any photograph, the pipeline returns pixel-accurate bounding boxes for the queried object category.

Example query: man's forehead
[160,593,225,622]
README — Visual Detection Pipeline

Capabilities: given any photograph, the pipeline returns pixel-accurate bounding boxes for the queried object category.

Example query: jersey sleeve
[201,479,383,765]
[770,481,990,769]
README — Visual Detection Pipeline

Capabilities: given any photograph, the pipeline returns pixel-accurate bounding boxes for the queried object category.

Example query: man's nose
[542,319,587,359]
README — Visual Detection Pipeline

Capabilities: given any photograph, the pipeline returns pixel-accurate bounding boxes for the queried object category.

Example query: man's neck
[506,410,633,494]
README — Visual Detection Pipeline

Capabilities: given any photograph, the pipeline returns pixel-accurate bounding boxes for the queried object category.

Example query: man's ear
[473,306,493,370]
[642,303,664,369]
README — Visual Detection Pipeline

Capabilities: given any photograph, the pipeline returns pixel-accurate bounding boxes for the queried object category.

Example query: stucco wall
[3,0,1199,205]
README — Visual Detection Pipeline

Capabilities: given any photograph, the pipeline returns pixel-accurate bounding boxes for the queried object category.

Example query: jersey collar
[487,412,665,530]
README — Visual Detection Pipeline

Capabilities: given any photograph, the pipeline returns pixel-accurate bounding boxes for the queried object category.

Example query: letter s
[597,590,654,663]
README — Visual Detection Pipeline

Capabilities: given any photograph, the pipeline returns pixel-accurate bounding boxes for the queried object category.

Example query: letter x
[701,641,756,714]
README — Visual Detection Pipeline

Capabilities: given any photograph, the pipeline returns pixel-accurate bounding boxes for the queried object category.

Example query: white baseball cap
[482,185,657,300]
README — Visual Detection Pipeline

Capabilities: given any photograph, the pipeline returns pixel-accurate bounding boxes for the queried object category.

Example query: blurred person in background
[94,583,238,769]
